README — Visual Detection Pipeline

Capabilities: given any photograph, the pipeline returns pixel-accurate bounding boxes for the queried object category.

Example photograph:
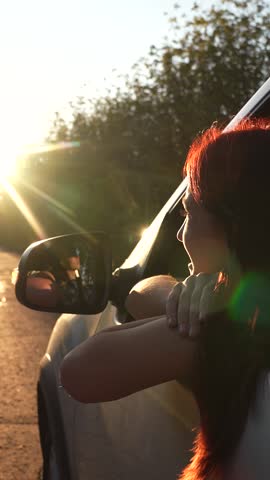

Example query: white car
[16,77,270,480]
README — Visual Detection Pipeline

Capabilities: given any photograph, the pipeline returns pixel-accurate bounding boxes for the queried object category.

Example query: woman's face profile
[177,186,230,275]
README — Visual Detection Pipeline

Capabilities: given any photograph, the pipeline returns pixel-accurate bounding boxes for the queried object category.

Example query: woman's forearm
[60,316,197,403]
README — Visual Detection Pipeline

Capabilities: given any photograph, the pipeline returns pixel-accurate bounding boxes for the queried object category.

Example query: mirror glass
[16,233,111,314]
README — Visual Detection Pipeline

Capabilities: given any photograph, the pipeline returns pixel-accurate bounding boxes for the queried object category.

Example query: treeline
[18,0,270,261]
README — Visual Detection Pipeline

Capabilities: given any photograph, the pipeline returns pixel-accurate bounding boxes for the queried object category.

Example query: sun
[0,142,21,180]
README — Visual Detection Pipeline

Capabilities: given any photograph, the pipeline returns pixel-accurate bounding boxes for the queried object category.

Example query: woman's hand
[166,273,221,338]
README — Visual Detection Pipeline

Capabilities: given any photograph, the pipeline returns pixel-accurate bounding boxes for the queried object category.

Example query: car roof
[226,77,270,129]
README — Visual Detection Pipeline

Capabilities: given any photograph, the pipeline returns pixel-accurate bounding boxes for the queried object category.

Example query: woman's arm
[125,275,178,319]
[94,315,162,334]
[60,315,197,403]
[89,274,179,336]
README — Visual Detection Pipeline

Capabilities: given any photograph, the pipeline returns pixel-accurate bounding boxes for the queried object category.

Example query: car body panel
[42,302,199,479]
[74,381,198,480]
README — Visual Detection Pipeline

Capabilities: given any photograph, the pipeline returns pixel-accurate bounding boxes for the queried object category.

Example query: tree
[38,0,270,260]
[49,0,270,165]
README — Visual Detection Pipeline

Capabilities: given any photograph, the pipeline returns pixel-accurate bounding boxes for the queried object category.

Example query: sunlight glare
[0,178,47,239]
[140,226,149,238]
[0,142,20,179]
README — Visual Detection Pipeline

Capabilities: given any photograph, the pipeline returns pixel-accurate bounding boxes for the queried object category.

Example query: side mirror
[15,233,111,314]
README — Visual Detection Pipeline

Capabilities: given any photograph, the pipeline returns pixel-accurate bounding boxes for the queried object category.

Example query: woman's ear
[125,275,178,320]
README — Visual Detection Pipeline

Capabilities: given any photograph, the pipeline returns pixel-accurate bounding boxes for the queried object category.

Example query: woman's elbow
[60,356,129,403]
[60,353,92,403]
[125,275,177,320]
[60,338,126,404]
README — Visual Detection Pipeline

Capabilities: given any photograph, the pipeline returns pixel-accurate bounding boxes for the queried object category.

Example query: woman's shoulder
[225,371,270,479]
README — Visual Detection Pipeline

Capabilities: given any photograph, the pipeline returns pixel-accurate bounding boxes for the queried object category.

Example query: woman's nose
[177,223,184,242]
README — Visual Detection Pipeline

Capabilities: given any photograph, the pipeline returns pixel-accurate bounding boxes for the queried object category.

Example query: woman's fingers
[177,275,196,335]
[166,282,183,328]
[167,272,223,338]
[199,275,226,320]
[189,273,212,337]
[168,272,221,337]
[166,275,195,329]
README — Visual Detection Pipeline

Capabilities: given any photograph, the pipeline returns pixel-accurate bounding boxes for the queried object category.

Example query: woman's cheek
[182,226,195,264]
[180,219,204,273]
[183,223,207,273]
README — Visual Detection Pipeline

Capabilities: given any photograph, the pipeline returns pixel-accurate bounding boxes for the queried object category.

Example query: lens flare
[0,141,84,246]
[0,145,19,179]
[229,272,270,329]
[140,226,149,238]
[0,178,47,239]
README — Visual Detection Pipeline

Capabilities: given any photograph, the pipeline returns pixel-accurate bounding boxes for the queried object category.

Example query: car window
[143,197,190,280]
[121,178,187,271]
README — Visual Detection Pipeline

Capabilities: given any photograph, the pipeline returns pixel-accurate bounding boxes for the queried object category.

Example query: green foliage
[29,0,270,262]
[49,0,270,158]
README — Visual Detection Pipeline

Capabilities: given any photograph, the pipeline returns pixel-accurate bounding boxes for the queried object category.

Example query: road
[0,250,58,480]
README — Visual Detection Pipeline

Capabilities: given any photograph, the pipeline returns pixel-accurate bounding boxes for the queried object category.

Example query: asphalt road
[0,250,58,480]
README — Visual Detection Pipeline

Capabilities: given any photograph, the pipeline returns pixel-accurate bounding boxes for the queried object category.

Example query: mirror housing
[15,233,111,314]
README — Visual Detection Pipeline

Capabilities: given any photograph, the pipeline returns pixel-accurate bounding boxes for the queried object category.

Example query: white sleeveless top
[225,371,270,480]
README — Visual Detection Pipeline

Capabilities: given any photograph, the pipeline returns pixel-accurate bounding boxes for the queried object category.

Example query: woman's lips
[188,262,194,274]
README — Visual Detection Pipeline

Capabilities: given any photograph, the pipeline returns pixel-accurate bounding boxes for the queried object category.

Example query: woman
[60,118,270,479]
[172,118,270,480]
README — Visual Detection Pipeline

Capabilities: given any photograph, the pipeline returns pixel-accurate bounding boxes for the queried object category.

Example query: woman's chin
[190,262,217,275]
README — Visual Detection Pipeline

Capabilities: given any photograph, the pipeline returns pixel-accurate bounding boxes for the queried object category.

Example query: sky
[0,0,213,157]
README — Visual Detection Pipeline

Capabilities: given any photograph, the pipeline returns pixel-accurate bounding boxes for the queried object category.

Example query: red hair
[183,118,270,271]
[180,118,270,480]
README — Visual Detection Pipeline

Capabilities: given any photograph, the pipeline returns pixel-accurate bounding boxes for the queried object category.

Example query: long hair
[180,118,270,479]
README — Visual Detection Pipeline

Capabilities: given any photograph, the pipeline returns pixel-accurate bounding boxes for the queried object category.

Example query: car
[15,77,270,480]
